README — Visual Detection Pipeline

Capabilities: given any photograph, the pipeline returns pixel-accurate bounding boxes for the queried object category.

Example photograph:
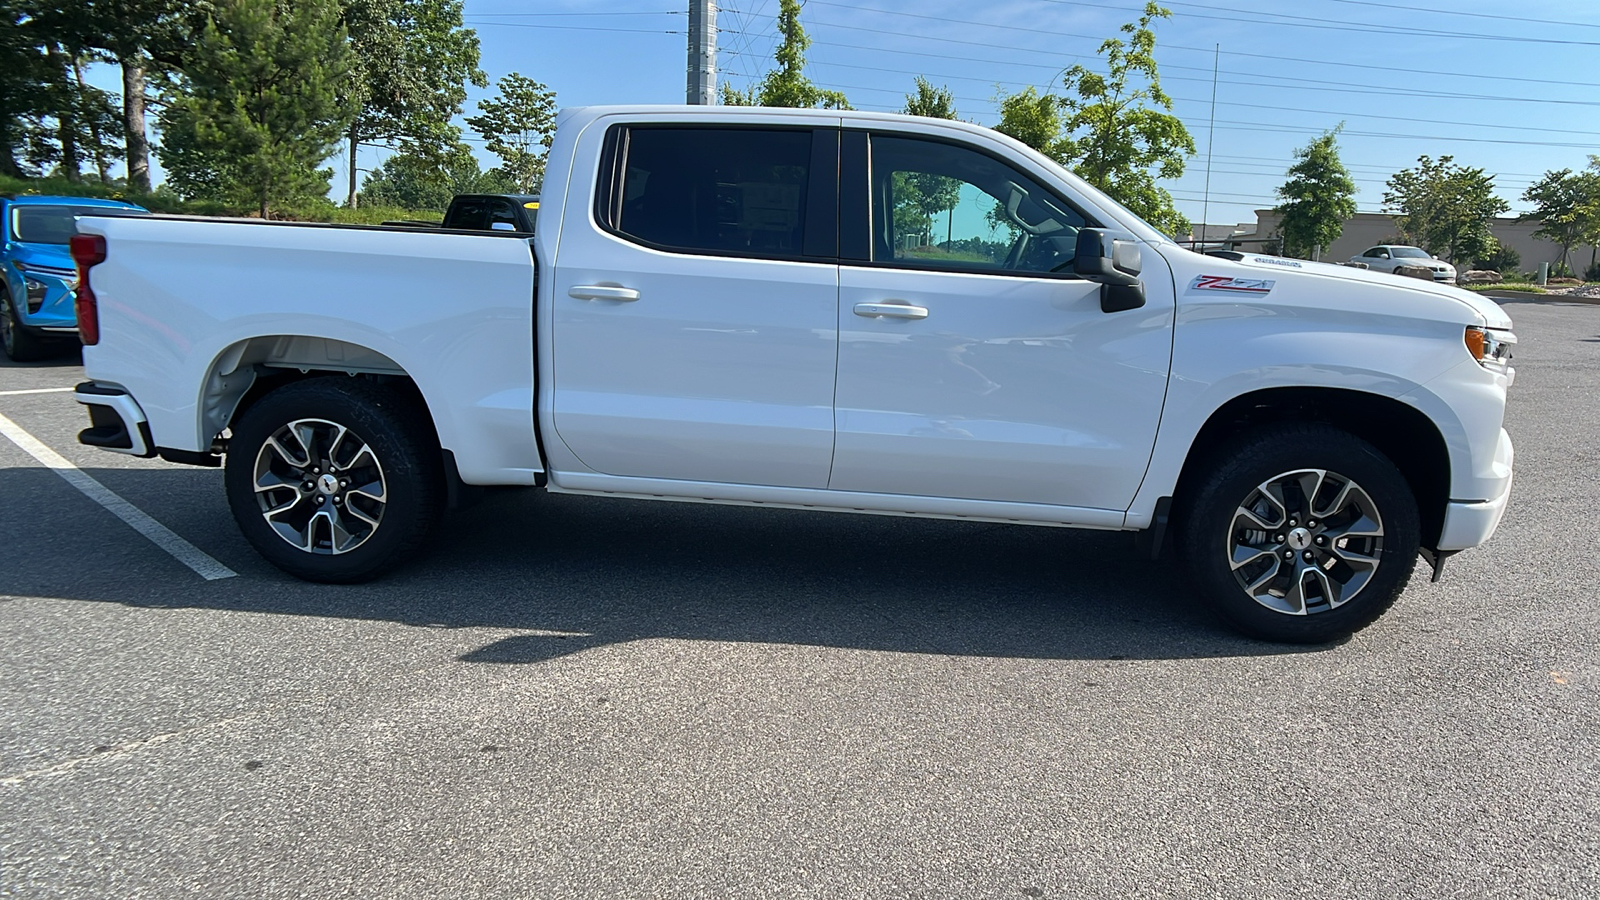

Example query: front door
[829,131,1174,511]
[551,124,841,488]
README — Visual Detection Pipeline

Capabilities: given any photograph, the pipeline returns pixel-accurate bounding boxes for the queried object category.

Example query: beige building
[1197,211,1598,276]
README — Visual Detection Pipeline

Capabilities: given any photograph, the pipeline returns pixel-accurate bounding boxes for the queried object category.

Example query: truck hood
[1225,253,1513,330]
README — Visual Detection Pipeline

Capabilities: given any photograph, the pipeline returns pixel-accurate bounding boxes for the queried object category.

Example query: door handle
[853,301,929,320]
[569,285,640,302]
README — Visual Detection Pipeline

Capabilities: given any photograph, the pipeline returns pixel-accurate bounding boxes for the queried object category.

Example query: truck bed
[76,214,545,485]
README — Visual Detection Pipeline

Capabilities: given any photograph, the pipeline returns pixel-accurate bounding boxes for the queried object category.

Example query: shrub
[1585,261,1600,283]
[1474,244,1520,273]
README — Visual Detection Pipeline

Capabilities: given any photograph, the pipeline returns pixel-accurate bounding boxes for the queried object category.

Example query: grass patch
[326,205,438,226]
[1461,282,1546,294]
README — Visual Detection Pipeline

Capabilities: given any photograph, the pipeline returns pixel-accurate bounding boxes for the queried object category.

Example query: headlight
[23,276,47,313]
[1465,327,1514,371]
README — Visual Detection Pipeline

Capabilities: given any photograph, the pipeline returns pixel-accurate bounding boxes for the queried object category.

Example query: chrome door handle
[569,285,640,302]
[853,301,929,320]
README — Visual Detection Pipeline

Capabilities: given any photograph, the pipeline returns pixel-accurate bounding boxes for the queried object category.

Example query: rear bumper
[74,382,154,457]
[1436,428,1514,551]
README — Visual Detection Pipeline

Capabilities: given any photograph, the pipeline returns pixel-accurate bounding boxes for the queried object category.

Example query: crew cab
[68,106,1517,643]
[1,195,147,360]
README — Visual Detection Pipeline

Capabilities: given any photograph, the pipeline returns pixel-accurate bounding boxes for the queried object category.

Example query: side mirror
[490,221,517,232]
[1073,228,1147,313]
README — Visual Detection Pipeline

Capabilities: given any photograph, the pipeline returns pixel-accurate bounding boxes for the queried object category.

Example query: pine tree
[156,0,354,218]
[1274,127,1358,261]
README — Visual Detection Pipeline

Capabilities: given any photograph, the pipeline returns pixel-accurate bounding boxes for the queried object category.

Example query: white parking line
[0,387,75,396]
[0,411,237,581]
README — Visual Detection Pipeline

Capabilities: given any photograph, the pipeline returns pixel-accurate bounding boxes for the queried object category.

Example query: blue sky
[93,0,1600,227]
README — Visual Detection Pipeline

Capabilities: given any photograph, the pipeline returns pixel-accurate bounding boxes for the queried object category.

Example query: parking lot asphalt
[2,298,1597,899]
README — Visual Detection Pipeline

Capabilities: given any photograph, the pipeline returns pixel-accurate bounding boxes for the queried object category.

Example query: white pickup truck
[68,105,1516,643]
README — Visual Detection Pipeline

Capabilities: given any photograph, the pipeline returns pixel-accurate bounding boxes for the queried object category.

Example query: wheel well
[202,336,430,448]
[1174,387,1451,547]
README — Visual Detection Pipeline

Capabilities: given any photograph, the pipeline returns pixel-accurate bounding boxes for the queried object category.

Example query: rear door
[828,129,1175,511]
[550,122,842,488]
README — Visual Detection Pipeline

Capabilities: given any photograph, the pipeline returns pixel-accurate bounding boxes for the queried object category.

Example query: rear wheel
[1176,425,1421,643]
[1,287,52,362]
[225,377,442,583]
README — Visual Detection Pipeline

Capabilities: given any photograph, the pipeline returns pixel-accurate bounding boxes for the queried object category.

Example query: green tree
[1273,127,1358,260]
[156,0,355,218]
[358,142,513,211]
[73,0,192,192]
[993,3,1193,235]
[894,78,961,244]
[1383,155,1509,264]
[339,0,485,208]
[0,2,47,176]
[995,86,1066,159]
[1521,163,1600,275]
[720,0,849,110]
[464,72,554,193]
[903,76,956,121]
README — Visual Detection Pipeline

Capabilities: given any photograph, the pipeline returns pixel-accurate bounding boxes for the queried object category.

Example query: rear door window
[602,127,818,259]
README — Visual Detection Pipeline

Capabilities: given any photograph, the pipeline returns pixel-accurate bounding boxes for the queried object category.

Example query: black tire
[224,377,443,583]
[1,286,53,362]
[1175,424,1421,643]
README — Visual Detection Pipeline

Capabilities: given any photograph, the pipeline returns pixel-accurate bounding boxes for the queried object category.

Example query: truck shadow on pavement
[0,466,1327,663]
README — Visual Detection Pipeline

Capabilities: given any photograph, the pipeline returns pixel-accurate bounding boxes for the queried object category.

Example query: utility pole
[687,0,717,105]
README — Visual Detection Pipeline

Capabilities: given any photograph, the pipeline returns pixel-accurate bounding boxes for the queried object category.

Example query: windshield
[11,205,147,245]
[1391,247,1431,259]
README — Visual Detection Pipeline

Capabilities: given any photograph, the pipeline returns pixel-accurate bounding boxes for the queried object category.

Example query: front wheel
[225,377,443,583]
[1176,425,1421,643]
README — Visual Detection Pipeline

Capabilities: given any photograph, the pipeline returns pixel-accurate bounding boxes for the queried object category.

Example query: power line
[462,20,686,35]
[794,0,1600,90]
[734,14,1600,108]
[794,58,1600,141]
[1039,0,1600,47]
[466,10,682,17]
[1317,0,1600,30]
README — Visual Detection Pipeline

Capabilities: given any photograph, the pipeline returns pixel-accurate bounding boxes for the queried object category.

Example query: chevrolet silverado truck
[67,106,1516,643]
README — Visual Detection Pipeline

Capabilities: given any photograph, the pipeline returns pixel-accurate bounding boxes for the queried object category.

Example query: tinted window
[613,128,812,257]
[869,135,1087,275]
[489,200,520,230]
[1391,247,1430,259]
[444,198,493,230]
[12,205,146,244]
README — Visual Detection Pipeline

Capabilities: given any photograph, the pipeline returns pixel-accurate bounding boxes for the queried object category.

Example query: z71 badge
[1190,275,1276,294]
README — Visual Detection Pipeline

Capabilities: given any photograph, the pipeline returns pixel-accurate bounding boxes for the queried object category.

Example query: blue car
[2,195,149,361]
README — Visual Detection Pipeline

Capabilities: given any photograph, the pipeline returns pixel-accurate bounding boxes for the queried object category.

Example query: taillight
[69,233,106,346]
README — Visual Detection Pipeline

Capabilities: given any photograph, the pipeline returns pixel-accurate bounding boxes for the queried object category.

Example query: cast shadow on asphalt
[0,461,1326,664]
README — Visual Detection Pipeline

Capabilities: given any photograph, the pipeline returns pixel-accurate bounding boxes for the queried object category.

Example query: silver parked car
[1351,245,1457,283]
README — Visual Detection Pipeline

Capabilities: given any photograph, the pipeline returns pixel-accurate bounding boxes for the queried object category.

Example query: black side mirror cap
[1074,228,1147,313]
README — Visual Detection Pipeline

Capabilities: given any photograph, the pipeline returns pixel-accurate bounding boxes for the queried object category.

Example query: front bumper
[1436,427,1514,551]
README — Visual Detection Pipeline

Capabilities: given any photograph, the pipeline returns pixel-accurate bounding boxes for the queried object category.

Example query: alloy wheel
[1226,468,1385,616]
[253,418,387,554]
